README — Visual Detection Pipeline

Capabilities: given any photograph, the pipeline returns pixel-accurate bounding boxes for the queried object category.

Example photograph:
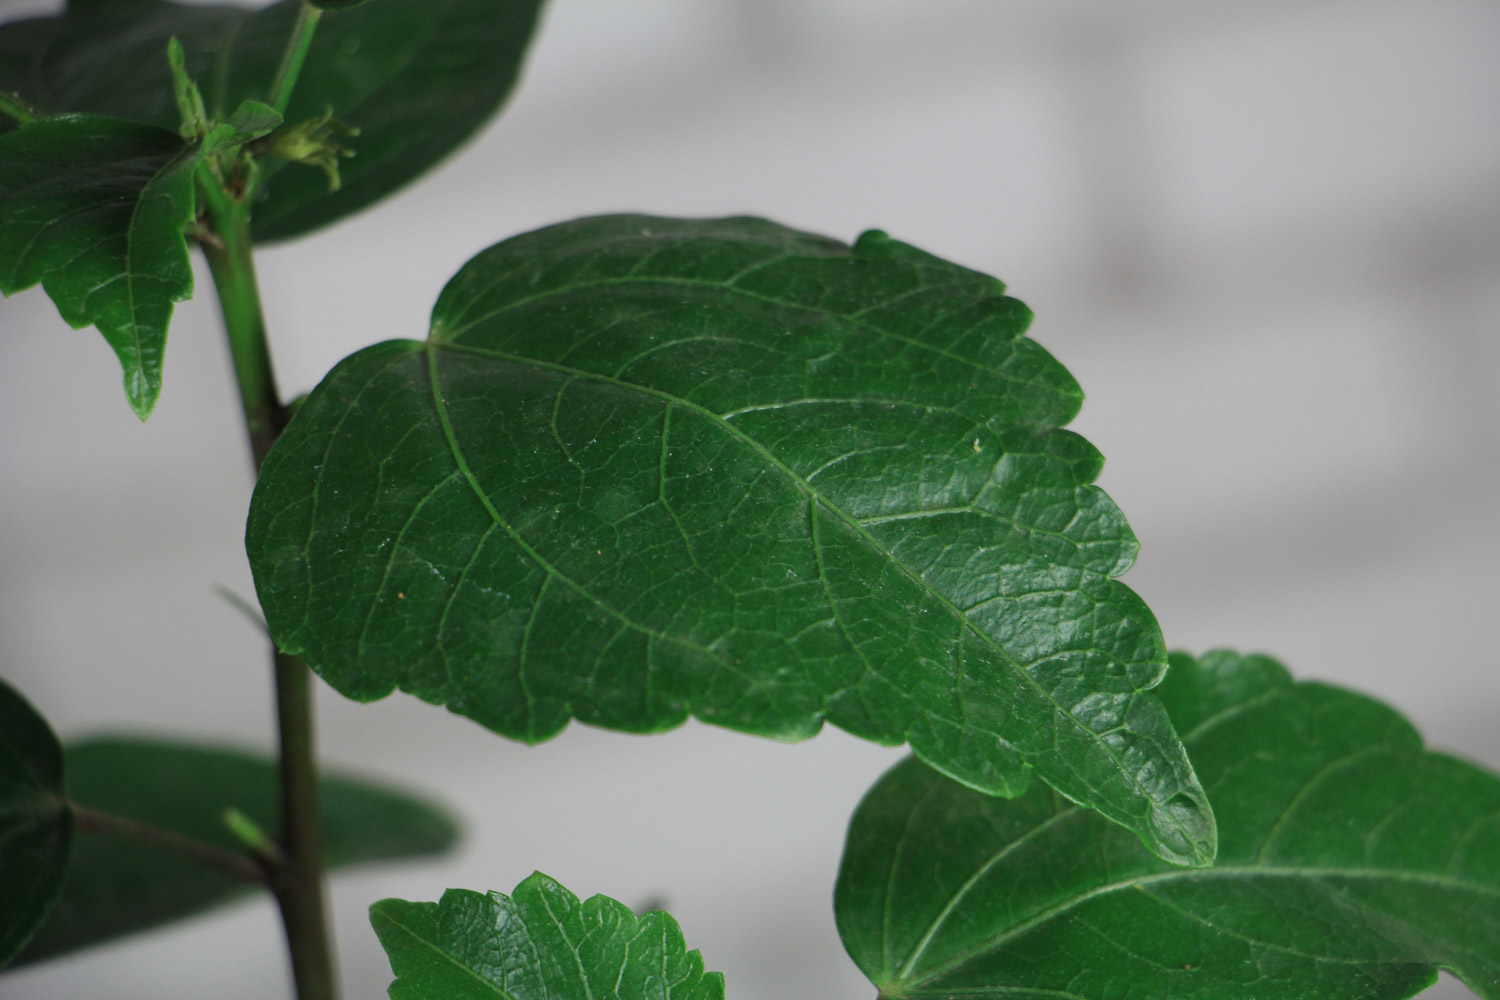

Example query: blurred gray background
[3,0,1498,997]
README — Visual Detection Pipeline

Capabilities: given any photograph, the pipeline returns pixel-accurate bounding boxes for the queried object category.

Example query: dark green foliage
[0,0,545,241]
[7,4,1492,996]
[0,679,72,969]
[371,873,724,1000]
[246,214,1214,867]
[0,115,195,418]
[835,650,1500,999]
[14,737,458,965]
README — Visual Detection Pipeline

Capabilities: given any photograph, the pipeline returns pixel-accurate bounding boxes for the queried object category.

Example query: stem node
[197,155,336,1000]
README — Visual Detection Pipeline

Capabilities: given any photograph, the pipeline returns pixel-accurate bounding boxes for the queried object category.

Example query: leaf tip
[126,379,160,422]
[1149,791,1218,868]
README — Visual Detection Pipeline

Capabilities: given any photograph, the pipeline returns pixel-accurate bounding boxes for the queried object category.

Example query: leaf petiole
[0,90,36,125]
[71,804,266,885]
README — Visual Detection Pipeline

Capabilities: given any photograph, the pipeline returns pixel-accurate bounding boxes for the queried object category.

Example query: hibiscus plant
[1,3,1495,999]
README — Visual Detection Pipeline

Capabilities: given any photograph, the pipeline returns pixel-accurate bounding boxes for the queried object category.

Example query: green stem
[72,804,267,885]
[268,2,324,116]
[197,162,286,468]
[271,649,338,1000]
[197,163,338,1000]
[0,90,38,125]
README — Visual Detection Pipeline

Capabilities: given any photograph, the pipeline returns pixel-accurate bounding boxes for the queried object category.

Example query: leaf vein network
[428,338,1184,842]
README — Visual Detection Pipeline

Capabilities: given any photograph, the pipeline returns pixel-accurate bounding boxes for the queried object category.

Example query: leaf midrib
[886,705,1411,985]
[426,338,1191,852]
[893,863,1500,990]
[375,908,522,1000]
[417,345,792,723]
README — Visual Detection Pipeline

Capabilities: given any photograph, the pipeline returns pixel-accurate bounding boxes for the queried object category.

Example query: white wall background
[3,1,1498,997]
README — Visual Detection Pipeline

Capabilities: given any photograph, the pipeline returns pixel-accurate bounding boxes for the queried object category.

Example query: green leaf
[835,650,1500,1000]
[0,114,195,419]
[12,736,458,965]
[0,0,546,242]
[371,873,724,1000]
[0,678,72,969]
[201,99,283,158]
[309,0,374,9]
[247,214,1214,867]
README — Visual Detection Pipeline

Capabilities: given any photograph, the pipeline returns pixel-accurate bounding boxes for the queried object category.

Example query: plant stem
[72,805,267,884]
[0,90,38,124]
[268,2,323,116]
[271,649,337,1000]
[197,163,337,1000]
[197,163,286,469]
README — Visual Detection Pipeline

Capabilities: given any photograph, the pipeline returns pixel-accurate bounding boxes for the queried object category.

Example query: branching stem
[72,804,267,885]
[268,2,323,116]
[197,159,337,1000]
[196,161,287,468]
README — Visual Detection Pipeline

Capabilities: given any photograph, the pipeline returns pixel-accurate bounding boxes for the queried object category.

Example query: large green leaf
[12,736,458,965]
[0,114,195,419]
[371,873,724,1000]
[835,650,1500,999]
[0,679,72,969]
[0,0,545,242]
[247,214,1213,867]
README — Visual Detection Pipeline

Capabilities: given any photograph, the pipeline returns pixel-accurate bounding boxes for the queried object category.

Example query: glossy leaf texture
[0,0,545,242]
[12,736,458,966]
[0,114,194,419]
[371,873,724,1000]
[835,650,1500,1000]
[0,678,71,969]
[247,214,1213,867]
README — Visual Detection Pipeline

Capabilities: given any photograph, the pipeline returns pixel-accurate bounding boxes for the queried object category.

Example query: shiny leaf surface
[835,650,1500,999]
[13,737,458,965]
[247,214,1213,866]
[371,873,724,1000]
[0,679,71,969]
[0,0,544,241]
[0,114,194,418]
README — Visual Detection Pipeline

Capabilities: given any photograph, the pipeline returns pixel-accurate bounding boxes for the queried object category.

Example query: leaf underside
[248,214,1213,867]
[835,650,1500,1000]
[0,0,545,242]
[371,873,724,1000]
[0,114,195,419]
[12,737,458,966]
[0,679,71,969]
